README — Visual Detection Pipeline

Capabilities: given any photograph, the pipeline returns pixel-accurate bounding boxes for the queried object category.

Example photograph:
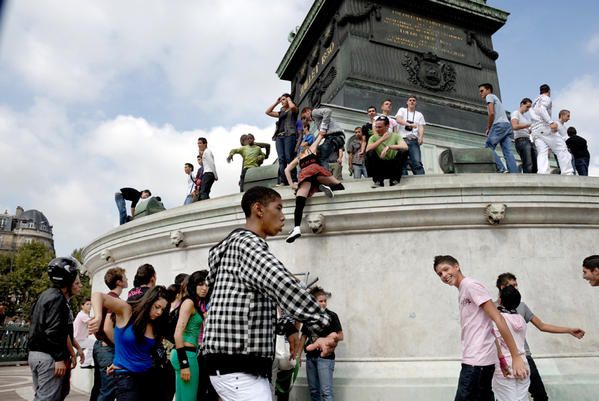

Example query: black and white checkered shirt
[203,228,330,359]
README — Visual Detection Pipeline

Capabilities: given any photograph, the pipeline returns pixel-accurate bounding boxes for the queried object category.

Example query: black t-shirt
[302,309,342,360]
[566,135,590,159]
[361,122,373,143]
[120,187,142,208]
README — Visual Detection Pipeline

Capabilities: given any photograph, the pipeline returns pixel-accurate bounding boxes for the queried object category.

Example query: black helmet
[48,257,81,287]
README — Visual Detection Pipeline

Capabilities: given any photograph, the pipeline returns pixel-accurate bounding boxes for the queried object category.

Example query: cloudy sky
[0,0,597,256]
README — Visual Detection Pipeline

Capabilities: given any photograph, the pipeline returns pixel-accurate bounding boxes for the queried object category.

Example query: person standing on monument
[529,84,574,175]
[380,99,399,133]
[511,98,537,174]
[362,106,377,144]
[395,96,426,175]
[478,83,519,174]
[495,272,585,401]
[202,186,339,400]
[433,255,528,401]
[197,137,218,199]
[566,127,590,176]
[266,94,299,186]
[347,127,368,179]
[227,133,271,192]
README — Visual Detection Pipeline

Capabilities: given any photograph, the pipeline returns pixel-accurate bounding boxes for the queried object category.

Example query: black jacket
[28,287,70,361]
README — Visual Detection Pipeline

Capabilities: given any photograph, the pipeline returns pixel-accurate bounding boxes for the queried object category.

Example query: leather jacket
[28,287,70,361]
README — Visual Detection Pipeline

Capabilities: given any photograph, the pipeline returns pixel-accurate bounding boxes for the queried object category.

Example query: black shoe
[318,184,334,199]
[370,181,384,188]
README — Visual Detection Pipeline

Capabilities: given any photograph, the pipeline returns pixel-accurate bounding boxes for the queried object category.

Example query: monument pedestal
[83,175,599,401]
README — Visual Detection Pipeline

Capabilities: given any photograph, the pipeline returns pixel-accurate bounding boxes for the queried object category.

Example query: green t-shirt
[229,145,265,168]
[368,133,403,160]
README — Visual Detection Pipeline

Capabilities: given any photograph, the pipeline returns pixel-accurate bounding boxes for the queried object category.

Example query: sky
[0,0,597,256]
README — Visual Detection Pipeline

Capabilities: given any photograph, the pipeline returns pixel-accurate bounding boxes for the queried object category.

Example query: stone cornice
[82,175,599,275]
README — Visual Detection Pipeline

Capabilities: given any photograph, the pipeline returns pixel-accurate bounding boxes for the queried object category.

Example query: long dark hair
[182,270,208,314]
[129,285,170,341]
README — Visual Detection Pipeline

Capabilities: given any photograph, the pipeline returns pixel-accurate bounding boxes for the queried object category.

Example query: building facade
[0,207,55,254]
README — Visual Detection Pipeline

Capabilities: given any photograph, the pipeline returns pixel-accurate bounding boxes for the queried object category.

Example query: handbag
[275,335,294,371]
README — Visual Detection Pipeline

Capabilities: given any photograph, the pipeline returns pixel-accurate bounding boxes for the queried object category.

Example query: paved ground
[0,365,89,401]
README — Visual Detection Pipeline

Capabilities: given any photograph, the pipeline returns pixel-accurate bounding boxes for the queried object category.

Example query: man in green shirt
[227,134,271,192]
[365,115,408,188]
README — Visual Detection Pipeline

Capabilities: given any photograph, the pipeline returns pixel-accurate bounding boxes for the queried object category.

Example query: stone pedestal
[83,175,599,400]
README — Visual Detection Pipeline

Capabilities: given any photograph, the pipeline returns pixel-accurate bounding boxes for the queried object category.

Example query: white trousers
[492,374,531,401]
[210,372,273,401]
[533,128,573,175]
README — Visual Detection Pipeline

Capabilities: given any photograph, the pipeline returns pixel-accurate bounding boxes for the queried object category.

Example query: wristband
[176,348,190,368]
[499,356,508,370]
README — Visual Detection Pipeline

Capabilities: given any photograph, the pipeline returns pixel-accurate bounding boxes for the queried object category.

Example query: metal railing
[0,325,29,362]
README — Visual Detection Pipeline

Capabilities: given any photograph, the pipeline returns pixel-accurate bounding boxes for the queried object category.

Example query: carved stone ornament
[485,203,507,225]
[336,3,382,27]
[308,66,337,107]
[307,213,326,234]
[402,52,456,92]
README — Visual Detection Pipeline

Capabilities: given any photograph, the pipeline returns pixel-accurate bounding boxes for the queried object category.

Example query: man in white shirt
[381,99,399,133]
[395,96,426,175]
[183,163,195,205]
[529,84,573,175]
[511,98,537,174]
[479,83,519,173]
[197,137,218,200]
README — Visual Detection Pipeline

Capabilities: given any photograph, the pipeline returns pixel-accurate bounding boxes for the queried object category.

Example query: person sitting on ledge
[364,115,407,188]
[285,132,344,243]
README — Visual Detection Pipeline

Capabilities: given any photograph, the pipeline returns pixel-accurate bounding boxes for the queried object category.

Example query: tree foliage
[0,244,92,320]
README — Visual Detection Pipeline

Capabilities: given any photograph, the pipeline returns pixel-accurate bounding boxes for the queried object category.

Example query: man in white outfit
[529,84,573,175]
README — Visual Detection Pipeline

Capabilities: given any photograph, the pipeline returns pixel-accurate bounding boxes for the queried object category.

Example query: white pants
[533,128,573,175]
[492,374,530,401]
[210,372,273,401]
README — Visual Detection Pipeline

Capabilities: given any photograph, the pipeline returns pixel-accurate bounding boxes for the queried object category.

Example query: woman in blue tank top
[90,285,169,401]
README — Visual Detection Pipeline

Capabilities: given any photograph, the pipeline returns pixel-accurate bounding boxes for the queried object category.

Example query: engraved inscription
[372,8,480,67]
[299,41,336,98]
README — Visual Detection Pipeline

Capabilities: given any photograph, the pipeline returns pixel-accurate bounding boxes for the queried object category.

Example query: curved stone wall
[83,174,599,400]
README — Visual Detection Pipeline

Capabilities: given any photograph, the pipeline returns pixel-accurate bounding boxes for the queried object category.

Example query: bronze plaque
[371,8,481,68]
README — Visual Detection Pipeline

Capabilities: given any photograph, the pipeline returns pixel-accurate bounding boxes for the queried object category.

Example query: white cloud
[0,0,309,116]
[554,75,599,176]
[585,33,599,54]
[0,101,276,256]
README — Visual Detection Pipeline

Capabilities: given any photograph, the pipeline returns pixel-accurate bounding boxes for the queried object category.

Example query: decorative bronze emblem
[402,52,456,92]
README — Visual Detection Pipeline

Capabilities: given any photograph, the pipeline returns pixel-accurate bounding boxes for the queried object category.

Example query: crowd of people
[27,186,598,401]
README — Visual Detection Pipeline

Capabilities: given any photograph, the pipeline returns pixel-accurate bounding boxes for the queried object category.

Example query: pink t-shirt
[493,313,528,376]
[458,277,495,366]
[73,310,91,342]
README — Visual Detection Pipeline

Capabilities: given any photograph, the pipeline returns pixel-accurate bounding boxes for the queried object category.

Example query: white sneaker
[318,184,334,199]
[286,226,301,243]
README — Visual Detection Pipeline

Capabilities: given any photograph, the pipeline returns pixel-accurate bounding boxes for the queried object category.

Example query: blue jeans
[90,341,116,401]
[485,122,519,173]
[574,157,589,176]
[454,363,495,401]
[114,192,127,225]
[515,137,537,173]
[276,135,297,184]
[114,371,154,401]
[402,138,425,175]
[184,194,193,205]
[352,164,368,178]
[306,356,335,401]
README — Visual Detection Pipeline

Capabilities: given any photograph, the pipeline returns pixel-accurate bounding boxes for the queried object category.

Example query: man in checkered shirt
[203,186,338,400]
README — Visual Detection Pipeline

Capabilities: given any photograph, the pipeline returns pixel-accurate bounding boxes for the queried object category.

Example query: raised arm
[265,98,281,118]
[366,132,390,152]
[89,292,131,332]
[255,142,271,159]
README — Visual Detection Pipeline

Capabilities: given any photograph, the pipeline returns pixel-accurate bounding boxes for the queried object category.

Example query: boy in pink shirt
[433,255,528,401]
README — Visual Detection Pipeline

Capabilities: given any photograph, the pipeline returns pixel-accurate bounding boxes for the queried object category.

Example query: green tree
[0,242,54,318]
